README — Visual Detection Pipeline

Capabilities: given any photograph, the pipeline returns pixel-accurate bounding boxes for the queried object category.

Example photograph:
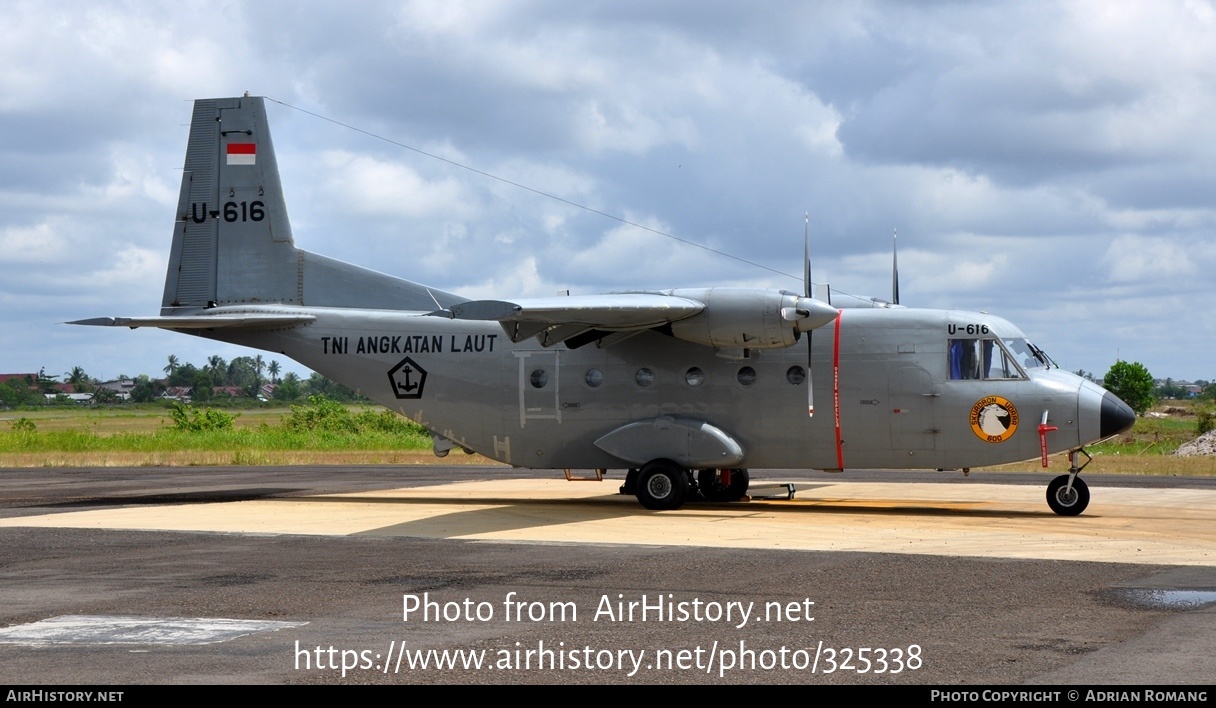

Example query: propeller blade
[892,228,900,306]
[804,215,811,299]
[805,213,813,417]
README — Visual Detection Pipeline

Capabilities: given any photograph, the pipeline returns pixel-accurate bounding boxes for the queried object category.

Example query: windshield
[1003,338,1052,370]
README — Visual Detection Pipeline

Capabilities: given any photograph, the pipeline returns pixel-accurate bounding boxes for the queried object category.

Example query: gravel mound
[1174,429,1216,456]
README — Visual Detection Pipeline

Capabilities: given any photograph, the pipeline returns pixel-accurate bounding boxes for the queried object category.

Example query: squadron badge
[970,396,1019,443]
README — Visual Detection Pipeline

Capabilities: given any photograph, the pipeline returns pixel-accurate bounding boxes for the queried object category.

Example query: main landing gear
[1046,449,1091,516]
[697,467,750,503]
[620,461,751,510]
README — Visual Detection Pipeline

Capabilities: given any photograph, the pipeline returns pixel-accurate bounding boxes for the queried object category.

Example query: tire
[620,468,640,496]
[697,468,750,503]
[636,460,689,510]
[1046,475,1089,516]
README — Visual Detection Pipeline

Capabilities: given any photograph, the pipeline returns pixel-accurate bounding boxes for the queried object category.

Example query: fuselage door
[889,365,938,450]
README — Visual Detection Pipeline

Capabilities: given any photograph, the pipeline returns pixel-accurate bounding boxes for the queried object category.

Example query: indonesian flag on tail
[226,142,256,165]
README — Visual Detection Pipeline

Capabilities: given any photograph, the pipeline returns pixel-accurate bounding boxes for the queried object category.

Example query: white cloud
[1100,234,1204,282]
[0,222,68,264]
[318,150,472,218]
[460,255,554,299]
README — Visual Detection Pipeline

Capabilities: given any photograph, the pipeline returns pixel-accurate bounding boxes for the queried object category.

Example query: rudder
[162,96,464,315]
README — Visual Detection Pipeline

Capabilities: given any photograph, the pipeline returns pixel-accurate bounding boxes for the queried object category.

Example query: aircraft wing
[433,288,838,350]
[435,293,705,348]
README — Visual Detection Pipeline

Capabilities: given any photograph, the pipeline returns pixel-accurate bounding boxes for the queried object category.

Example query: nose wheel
[1046,449,1091,516]
[1046,475,1089,515]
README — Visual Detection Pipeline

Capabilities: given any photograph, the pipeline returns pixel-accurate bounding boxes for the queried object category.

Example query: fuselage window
[786,365,806,386]
[685,367,705,387]
[948,339,1026,380]
[584,369,604,388]
[737,366,757,386]
[529,369,548,388]
[635,368,655,387]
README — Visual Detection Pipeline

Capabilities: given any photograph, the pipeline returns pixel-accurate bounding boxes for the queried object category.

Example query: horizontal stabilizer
[68,313,315,330]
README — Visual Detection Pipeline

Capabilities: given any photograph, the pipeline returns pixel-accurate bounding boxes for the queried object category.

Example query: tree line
[0,355,365,407]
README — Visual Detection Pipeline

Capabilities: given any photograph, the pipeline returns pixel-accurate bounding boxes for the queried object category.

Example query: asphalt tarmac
[0,465,1213,686]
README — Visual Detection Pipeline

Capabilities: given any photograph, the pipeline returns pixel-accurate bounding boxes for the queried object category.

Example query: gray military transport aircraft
[73,95,1136,515]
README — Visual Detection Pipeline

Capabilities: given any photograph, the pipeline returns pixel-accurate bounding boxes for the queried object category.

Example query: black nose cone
[1100,393,1136,439]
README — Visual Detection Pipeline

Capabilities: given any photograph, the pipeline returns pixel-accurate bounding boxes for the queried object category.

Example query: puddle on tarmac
[1121,589,1216,609]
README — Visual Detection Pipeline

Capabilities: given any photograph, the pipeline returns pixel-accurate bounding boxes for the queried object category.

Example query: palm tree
[65,366,90,393]
[163,354,179,377]
[267,360,281,384]
[254,355,265,388]
[206,355,227,382]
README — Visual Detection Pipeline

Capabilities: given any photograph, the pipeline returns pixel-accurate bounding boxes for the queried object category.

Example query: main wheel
[697,468,750,502]
[1046,475,1089,516]
[620,468,640,496]
[636,460,689,510]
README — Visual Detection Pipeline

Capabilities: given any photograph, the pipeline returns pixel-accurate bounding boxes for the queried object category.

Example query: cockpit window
[948,338,1026,380]
[1003,338,1051,371]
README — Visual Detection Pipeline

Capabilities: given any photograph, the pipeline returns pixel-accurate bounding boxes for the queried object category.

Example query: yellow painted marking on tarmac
[787,498,987,510]
[1,480,1214,566]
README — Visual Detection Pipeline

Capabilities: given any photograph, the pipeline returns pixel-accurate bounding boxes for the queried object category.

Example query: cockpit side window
[949,339,982,380]
[949,338,1026,380]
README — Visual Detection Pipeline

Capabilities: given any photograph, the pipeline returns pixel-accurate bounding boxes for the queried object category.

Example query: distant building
[161,387,193,402]
[0,373,39,385]
[96,379,135,401]
[44,392,93,403]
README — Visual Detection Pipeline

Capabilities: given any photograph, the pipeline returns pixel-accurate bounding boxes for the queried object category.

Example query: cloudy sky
[2,0,1214,384]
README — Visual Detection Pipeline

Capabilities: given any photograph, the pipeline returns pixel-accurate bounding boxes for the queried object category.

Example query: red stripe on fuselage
[833,311,843,469]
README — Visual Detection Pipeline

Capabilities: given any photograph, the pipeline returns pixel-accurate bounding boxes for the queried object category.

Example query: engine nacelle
[665,288,836,349]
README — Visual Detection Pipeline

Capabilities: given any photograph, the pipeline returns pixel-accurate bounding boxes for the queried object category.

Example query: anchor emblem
[387,356,428,399]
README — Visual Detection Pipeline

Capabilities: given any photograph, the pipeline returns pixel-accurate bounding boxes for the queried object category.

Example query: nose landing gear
[1046,448,1092,516]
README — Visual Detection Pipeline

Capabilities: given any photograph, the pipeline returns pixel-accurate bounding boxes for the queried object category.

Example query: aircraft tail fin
[161,96,464,315]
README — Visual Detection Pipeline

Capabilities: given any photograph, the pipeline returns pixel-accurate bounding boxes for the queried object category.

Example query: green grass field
[0,399,489,467]
[1,399,1212,474]
[966,402,1216,476]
